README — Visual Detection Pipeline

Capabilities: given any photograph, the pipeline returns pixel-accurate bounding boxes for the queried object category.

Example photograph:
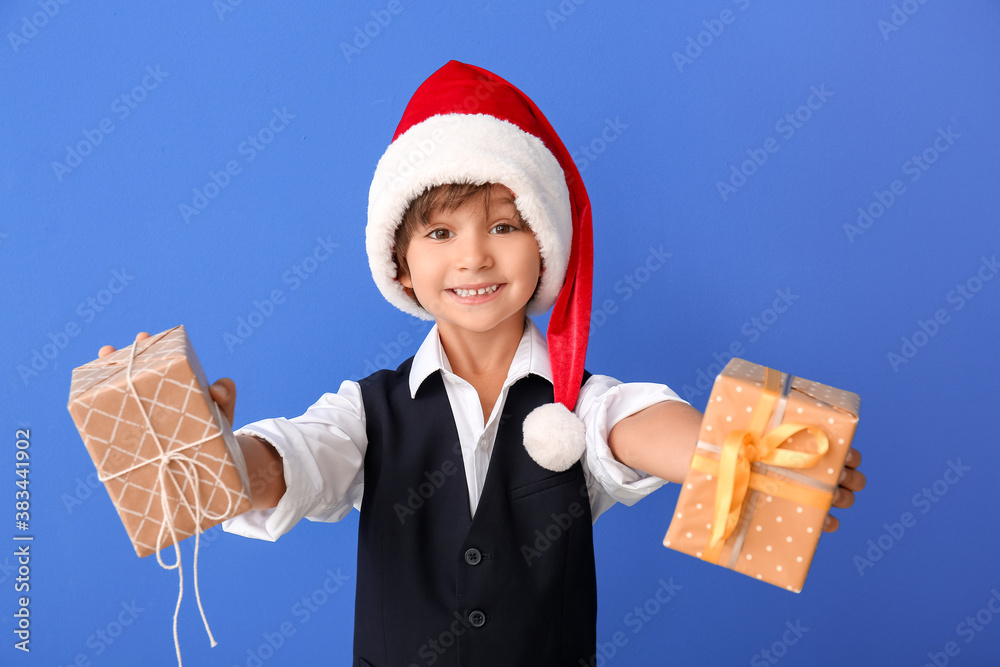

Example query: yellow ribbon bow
[700,367,829,563]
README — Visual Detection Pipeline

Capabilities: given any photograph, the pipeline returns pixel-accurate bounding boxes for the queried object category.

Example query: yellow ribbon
[699,367,829,564]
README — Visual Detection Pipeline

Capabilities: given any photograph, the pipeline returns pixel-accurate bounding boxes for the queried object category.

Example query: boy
[101,61,864,666]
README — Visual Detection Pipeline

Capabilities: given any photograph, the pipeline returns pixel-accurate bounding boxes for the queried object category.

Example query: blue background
[3,1,999,665]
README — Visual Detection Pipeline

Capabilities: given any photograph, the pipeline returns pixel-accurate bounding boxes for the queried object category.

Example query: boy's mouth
[449,283,503,300]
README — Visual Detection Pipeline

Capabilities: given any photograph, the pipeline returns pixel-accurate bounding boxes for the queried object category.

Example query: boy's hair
[393,183,535,301]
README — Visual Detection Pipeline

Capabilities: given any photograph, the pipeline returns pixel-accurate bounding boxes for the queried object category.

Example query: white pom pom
[522,402,587,472]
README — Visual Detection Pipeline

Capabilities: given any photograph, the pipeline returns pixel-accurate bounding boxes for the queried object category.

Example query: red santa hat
[366,60,593,472]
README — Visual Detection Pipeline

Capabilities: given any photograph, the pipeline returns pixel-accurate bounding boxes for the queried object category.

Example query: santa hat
[366,60,593,472]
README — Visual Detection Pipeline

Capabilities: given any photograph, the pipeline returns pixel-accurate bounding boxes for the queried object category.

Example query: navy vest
[355,359,597,666]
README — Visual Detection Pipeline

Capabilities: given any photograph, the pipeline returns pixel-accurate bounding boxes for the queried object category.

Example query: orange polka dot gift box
[67,325,251,558]
[663,358,860,593]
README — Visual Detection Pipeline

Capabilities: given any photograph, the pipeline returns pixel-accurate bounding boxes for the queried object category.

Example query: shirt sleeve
[575,374,690,521]
[221,380,368,541]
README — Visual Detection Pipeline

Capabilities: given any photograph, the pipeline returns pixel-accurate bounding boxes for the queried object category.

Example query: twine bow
[699,367,829,563]
[97,333,241,667]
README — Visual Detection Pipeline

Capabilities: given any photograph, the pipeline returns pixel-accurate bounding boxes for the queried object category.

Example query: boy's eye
[428,228,452,240]
[491,223,516,234]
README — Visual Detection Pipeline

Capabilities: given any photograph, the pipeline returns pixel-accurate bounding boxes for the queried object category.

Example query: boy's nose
[455,233,493,271]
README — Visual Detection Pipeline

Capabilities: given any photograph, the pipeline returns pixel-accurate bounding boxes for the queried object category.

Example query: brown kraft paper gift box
[67,325,251,558]
[663,358,860,592]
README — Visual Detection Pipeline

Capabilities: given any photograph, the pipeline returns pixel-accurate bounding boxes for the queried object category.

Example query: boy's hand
[98,331,151,358]
[98,332,237,428]
[823,447,865,532]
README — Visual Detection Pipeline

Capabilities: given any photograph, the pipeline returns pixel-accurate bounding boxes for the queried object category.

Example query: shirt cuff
[221,424,309,541]
[581,377,690,507]
[222,383,367,541]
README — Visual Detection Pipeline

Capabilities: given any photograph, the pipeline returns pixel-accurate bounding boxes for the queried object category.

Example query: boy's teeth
[454,285,499,297]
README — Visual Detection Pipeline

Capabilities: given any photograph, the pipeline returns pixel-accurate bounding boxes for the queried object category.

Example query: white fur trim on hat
[367,113,572,320]
[522,402,587,472]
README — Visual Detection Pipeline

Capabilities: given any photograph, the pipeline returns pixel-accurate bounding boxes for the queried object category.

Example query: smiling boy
[395,183,544,422]
[101,61,864,666]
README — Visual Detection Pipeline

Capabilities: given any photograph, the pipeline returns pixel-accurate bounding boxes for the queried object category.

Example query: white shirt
[223,318,688,542]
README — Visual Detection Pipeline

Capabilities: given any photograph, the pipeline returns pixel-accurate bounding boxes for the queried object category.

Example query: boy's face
[398,185,542,337]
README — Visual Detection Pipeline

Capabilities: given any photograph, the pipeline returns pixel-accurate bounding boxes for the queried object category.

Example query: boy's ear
[398,274,412,289]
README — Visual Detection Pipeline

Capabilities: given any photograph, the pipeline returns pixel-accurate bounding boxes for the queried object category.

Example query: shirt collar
[408,318,553,398]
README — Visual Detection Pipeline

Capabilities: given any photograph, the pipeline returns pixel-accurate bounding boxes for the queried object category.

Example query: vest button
[468,610,486,628]
[464,548,482,565]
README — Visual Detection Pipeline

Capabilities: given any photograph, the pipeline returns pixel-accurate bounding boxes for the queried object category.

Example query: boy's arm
[607,400,703,485]
[606,398,866,532]
[237,435,287,510]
